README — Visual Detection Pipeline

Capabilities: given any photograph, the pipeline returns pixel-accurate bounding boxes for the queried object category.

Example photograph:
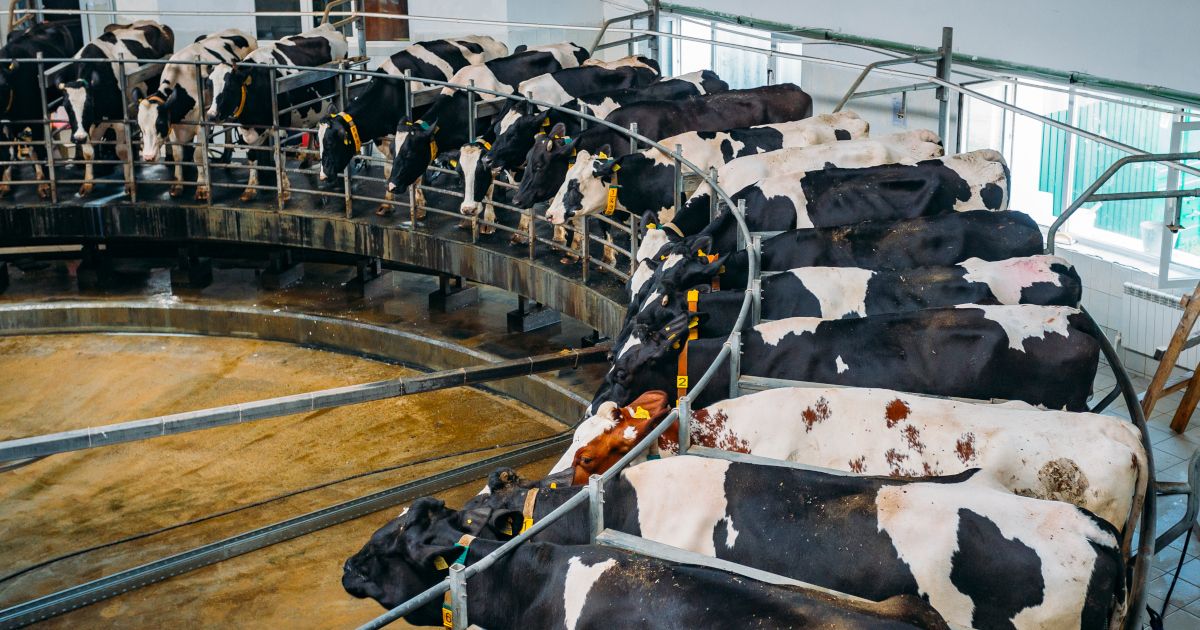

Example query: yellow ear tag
[550,482,556,488]
[542,117,550,126]
[499,520,513,535]
[521,518,534,533]
[689,317,698,328]
[633,406,650,419]
[430,141,438,160]
[646,223,656,229]
[433,556,449,570]
[697,249,707,258]
[687,290,699,302]
[673,341,681,350]
[450,160,457,167]
[481,140,491,150]
[597,152,608,160]
[719,265,725,274]
[612,164,620,172]
[605,187,618,215]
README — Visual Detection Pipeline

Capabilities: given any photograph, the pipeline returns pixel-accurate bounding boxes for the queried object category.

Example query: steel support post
[728,331,742,399]
[751,278,762,326]
[581,215,590,284]
[197,61,212,206]
[629,212,639,274]
[709,167,719,221]
[467,80,475,141]
[35,53,57,203]
[935,27,954,146]
[269,70,285,209]
[677,396,691,455]
[579,101,588,130]
[647,0,661,63]
[449,564,468,630]
[588,474,605,544]
[404,70,413,120]
[673,144,683,211]
[629,122,638,153]
[117,53,136,202]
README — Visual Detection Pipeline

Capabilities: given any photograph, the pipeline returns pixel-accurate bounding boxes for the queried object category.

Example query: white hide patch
[788,267,875,318]
[622,426,638,441]
[959,304,1077,352]
[563,556,617,630]
[548,151,607,223]
[673,70,708,94]
[942,149,1009,211]
[441,65,511,97]
[959,255,1067,305]
[661,253,684,270]
[458,144,485,212]
[588,97,622,120]
[875,473,1119,630]
[836,356,849,373]
[550,401,621,474]
[497,109,523,136]
[617,335,641,358]
[754,317,822,346]
[636,228,671,263]
[137,102,164,159]
[517,74,574,107]
[721,515,739,549]
[65,87,89,141]
[406,44,457,80]
[639,291,661,313]
[629,262,655,297]
[623,457,731,556]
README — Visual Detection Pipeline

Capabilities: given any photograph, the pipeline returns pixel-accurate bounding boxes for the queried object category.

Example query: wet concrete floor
[0,259,603,628]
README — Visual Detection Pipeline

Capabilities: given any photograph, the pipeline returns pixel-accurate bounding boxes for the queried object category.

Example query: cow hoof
[0,186,11,198]
[194,188,209,201]
[169,185,184,198]
[457,219,472,230]
[560,254,580,265]
[376,205,393,217]
[241,189,258,202]
[480,224,496,235]
[279,190,291,202]
[37,184,50,199]
[416,209,427,220]
[77,183,93,197]
[510,233,528,245]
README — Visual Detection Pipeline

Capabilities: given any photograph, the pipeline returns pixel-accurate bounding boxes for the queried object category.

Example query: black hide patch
[834,128,852,141]
[949,509,1044,630]
[396,48,448,80]
[980,182,1004,210]
[120,37,155,59]
[97,31,118,43]
[226,35,250,49]
[455,39,483,55]
[561,179,584,216]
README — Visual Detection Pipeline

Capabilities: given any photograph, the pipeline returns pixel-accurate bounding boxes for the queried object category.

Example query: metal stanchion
[677,396,691,455]
[448,564,468,630]
[708,167,718,220]
[629,122,637,153]
[629,211,639,274]
[116,53,136,202]
[35,52,57,203]
[581,216,590,284]
[588,474,605,544]
[673,143,682,210]
[728,331,742,399]
[269,69,285,209]
[197,60,212,206]
[467,79,475,141]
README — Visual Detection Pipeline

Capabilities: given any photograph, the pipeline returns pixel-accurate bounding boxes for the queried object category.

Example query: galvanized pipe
[449,565,468,630]
[677,396,691,455]
[588,474,605,544]
[832,52,943,113]
[936,27,954,145]
[35,52,56,203]
[116,53,137,203]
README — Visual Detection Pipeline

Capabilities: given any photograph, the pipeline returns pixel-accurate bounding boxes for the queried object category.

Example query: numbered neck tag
[605,186,619,215]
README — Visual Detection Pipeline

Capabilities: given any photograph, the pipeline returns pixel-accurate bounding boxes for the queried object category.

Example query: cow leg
[414,176,426,218]
[243,154,260,202]
[280,168,291,202]
[560,219,583,264]
[28,127,50,198]
[0,165,11,197]
[169,133,185,198]
[603,230,617,268]
[78,141,95,197]
[480,181,497,235]
[34,161,48,198]
[512,211,530,245]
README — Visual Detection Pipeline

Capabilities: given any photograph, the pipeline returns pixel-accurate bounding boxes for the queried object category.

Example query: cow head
[207,61,253,121]
[456,141,494,216]
[603,310,695,409]
[342,497,474,620]
[60,68,101,144]
[318,110,358,185]
[483,102,549,171]
[546,146,614,225]
[136,86,187,162]
[510,123,575,209]
[386,118,438,193]
[628,234,726,314]
[569,391,671,485]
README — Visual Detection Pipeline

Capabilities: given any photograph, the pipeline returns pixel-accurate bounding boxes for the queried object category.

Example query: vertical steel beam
[629,122,637,154]
[677,396,691,455]
[629,211,639,274]
[581,215,590,284]
[647,0,661,63]
[448,564,468,630]
[728,331,742,399]
[36,52,57,203]
[116,53,136,202]
[935,27,954,147]
[709,167,719,221]
[467,79,475,141]
[197,60,212,206]
[579,101,588,131]
[269,69,284,210]
[588,474,605,544]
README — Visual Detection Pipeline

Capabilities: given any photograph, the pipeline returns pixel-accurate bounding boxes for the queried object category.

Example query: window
[255,0,303,41]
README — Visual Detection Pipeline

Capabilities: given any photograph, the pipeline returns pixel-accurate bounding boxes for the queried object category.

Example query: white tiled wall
[1055,245,1200,379]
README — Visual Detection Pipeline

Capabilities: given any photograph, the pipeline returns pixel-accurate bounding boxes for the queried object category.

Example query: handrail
[589,9,653,55]
[831,52,943,113]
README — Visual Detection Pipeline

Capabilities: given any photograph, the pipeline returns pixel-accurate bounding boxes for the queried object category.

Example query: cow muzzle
[141,153,158,162]
[72,133,88,144]
[460,201,479,216]
[387,181,396,192]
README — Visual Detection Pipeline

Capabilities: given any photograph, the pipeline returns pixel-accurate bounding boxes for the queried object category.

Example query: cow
[642,255,1082,340]
[510,42,590,68]
[452,457,1128,630]
[381,50,572,216]
[134,29,257,199]
[342,496,952,630]
[510,84,814,210]
[558,386,1147,530]
[631,211,1046,303]
[605,303,1100,412]
[545,111,870,229]
[377,35,507,92]
[581,53,660,72]
[58,21,173,197]
[634,130,944,264]
[0,22,75,197]
[316,36,507,212]
[206,23,346,202]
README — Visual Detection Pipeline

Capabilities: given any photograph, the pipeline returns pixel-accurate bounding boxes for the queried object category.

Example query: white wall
[680,0,1199,96]
[114,0,256,52]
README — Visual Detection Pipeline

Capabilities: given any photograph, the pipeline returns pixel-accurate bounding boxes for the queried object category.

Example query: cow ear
[646,311,692,361]
[514,44,528,53]
[486,467,520,492]
[90,68,101,87]
[422,119,439,136]
[641,210,658,232]
[486,509,523,540]
[529,109,550,127]
[131,86,145,104]
[456,507,493,536]
[548,122,567,139]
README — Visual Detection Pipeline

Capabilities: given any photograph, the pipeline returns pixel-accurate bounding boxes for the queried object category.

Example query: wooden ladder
[1140,281,1200,431]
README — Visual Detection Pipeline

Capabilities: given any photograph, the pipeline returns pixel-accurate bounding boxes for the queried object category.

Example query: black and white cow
[134,29,256,199]
[510,83,814,209]
[343,497,951,630]
[207,23,346,201]
[634,130,945,264]
[0,22,75,197]
[315,36,507,211]
[454,457,1127,630]
[647,255,1082,339]
[382,50,573,216]
[581,53,660,73]
[546,111,870,228]
[608,303,1100,411]
[59,21,173,197]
